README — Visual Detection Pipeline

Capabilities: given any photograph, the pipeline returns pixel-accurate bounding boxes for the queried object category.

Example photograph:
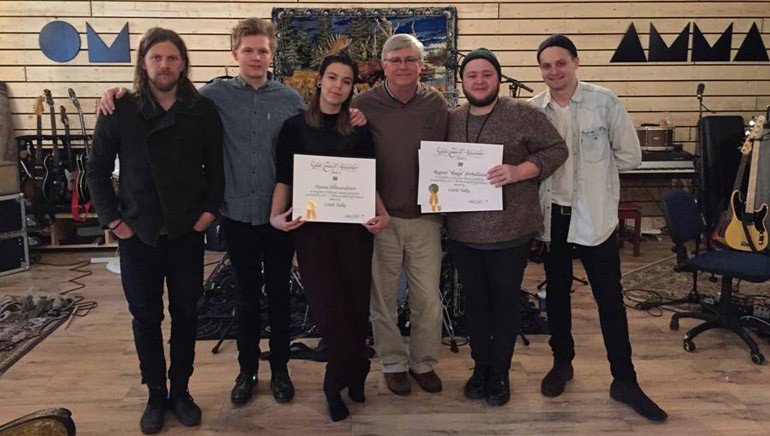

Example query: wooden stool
[618,202,642,257]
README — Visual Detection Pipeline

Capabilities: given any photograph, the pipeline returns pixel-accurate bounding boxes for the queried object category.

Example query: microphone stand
[501,73,533,98]
[694,88,716,246]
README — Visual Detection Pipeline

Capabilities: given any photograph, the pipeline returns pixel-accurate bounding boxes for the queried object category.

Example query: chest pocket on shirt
[580,126,610,163]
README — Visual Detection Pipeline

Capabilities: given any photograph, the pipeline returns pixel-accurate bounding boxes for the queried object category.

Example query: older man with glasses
[353,34,449,396]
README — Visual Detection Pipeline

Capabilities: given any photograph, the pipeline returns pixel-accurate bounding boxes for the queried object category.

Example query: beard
[465,84,500,108]
[149,73,180,93]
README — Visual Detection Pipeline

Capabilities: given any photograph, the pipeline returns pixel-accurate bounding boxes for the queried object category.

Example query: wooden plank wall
[0,0,767,225]
[1,1,768,142]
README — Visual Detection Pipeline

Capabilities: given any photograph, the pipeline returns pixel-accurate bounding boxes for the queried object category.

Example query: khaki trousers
[370,215,443,374]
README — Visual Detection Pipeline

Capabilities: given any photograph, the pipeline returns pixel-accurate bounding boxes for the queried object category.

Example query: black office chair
[661,189,770,364]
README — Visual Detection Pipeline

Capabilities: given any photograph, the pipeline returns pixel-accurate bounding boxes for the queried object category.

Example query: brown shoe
[409,370,443,393]
[384,372,411,395]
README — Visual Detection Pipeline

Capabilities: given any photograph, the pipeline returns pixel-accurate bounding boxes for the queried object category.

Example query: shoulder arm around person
[86,97,128,227]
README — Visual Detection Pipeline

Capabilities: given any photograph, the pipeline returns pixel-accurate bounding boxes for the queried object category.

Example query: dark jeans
[294,223,373,393]
[119,231,205,387]
[222,218,294,375]
[450,240,531,372]
[544,207,637,382]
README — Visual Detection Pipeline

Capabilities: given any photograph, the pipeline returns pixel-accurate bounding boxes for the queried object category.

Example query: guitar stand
[211,308,236,354]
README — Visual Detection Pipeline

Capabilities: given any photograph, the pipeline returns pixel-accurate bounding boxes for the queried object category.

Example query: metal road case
[0,193,29,276]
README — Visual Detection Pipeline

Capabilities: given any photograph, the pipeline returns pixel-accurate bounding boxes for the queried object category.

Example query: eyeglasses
[383,57,421,66]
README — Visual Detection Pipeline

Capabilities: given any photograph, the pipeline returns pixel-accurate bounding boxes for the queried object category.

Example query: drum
[636,126,674,151]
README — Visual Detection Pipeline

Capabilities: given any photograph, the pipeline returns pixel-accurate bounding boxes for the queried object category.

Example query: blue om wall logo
[39,21,131,63]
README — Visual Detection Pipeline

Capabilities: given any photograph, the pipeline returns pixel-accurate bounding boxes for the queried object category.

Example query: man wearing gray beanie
[449,47,567,406]
[530,34,667,422]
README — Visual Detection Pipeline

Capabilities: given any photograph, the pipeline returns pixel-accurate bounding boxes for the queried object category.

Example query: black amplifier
[0,193,29,276]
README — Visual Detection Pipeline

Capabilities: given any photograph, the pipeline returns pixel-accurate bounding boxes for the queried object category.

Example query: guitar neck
[745,138,761,212]
[77,110,89,152]
[48,106,60,160]
[35,115,43,164]
[731,154,750,193]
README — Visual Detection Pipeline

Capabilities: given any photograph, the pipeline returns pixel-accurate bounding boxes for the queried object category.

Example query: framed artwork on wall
[272,7,458,106]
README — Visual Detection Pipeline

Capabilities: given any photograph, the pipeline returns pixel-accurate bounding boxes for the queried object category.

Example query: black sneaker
[485,370,510,406]
[541,361,574,397]
[169,390,202,427]
[610,380,668,422]
[231,372,257,405]
[464,365,487,400]
[271,369,295,403]
[140,385,167,434]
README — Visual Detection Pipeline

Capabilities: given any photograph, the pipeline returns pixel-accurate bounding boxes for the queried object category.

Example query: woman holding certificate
[270,54,389,422]
[445,48,568,406]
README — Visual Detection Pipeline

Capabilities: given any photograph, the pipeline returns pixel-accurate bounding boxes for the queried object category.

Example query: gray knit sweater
[445,97,567,244]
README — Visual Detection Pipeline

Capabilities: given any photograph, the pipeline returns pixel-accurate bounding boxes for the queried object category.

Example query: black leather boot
[271,368,295,403]
[231,372,257,405]
[464,365,488,400]
[169,380,201,427]
[485,370,511,406]
[140,384,167,434]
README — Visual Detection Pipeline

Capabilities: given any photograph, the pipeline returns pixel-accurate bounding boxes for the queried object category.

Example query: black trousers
[450,240,531,372]
[119,231,204,387]
[294,223,373,394]
[222,218,294,375]
[544,208,637,382]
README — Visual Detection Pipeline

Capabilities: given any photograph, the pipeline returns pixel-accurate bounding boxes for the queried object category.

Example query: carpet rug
[0,292,74,375]
[622,255,770,311]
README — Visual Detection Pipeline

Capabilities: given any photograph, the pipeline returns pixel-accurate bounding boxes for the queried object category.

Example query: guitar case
[698,115,744,232]
[0,82,17,163]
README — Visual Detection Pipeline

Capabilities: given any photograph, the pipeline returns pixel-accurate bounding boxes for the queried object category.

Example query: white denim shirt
[529,82,641,246]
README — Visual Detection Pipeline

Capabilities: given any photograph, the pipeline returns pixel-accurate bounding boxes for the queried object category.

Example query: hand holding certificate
[418,141,503,213]
[292,154,376,224]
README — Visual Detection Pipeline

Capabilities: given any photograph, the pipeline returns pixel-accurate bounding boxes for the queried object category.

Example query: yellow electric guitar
[723,115,767,252]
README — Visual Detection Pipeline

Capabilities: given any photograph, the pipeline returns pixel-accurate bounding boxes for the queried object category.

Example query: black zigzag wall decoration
[735,22,769,61]
[648,23,690,62]
[610,21,768,63]
[611,23,647,62]
[692,23,732,61]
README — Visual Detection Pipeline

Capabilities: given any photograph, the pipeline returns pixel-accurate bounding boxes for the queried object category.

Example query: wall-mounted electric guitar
[60,105,74,172]
[68,88,91,203]
[42,89,68,204]
[723,115,768,252]
[20,96,46,200]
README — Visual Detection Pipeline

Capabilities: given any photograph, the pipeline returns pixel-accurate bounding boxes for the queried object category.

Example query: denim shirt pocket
[579,126,610,163]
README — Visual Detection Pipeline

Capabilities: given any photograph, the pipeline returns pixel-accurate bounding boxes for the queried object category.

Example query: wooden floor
[1,239,769,435]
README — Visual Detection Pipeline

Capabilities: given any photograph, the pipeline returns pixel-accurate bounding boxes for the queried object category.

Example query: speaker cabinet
[0,193,29,276]
[697,115,745,231]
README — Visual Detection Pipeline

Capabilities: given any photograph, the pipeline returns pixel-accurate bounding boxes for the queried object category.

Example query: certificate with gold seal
[418,141,503,213]
[292,154,376,224]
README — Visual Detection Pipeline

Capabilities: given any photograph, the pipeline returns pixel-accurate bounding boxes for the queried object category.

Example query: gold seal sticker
[428,184,441,212]
[305,200,317,221]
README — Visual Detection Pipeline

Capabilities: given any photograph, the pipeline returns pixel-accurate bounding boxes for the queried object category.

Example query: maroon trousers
[294,222,374,393]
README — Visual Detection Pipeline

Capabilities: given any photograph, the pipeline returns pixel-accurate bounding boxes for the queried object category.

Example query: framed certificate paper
[292,154,376,223]
[418,141,503,213]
